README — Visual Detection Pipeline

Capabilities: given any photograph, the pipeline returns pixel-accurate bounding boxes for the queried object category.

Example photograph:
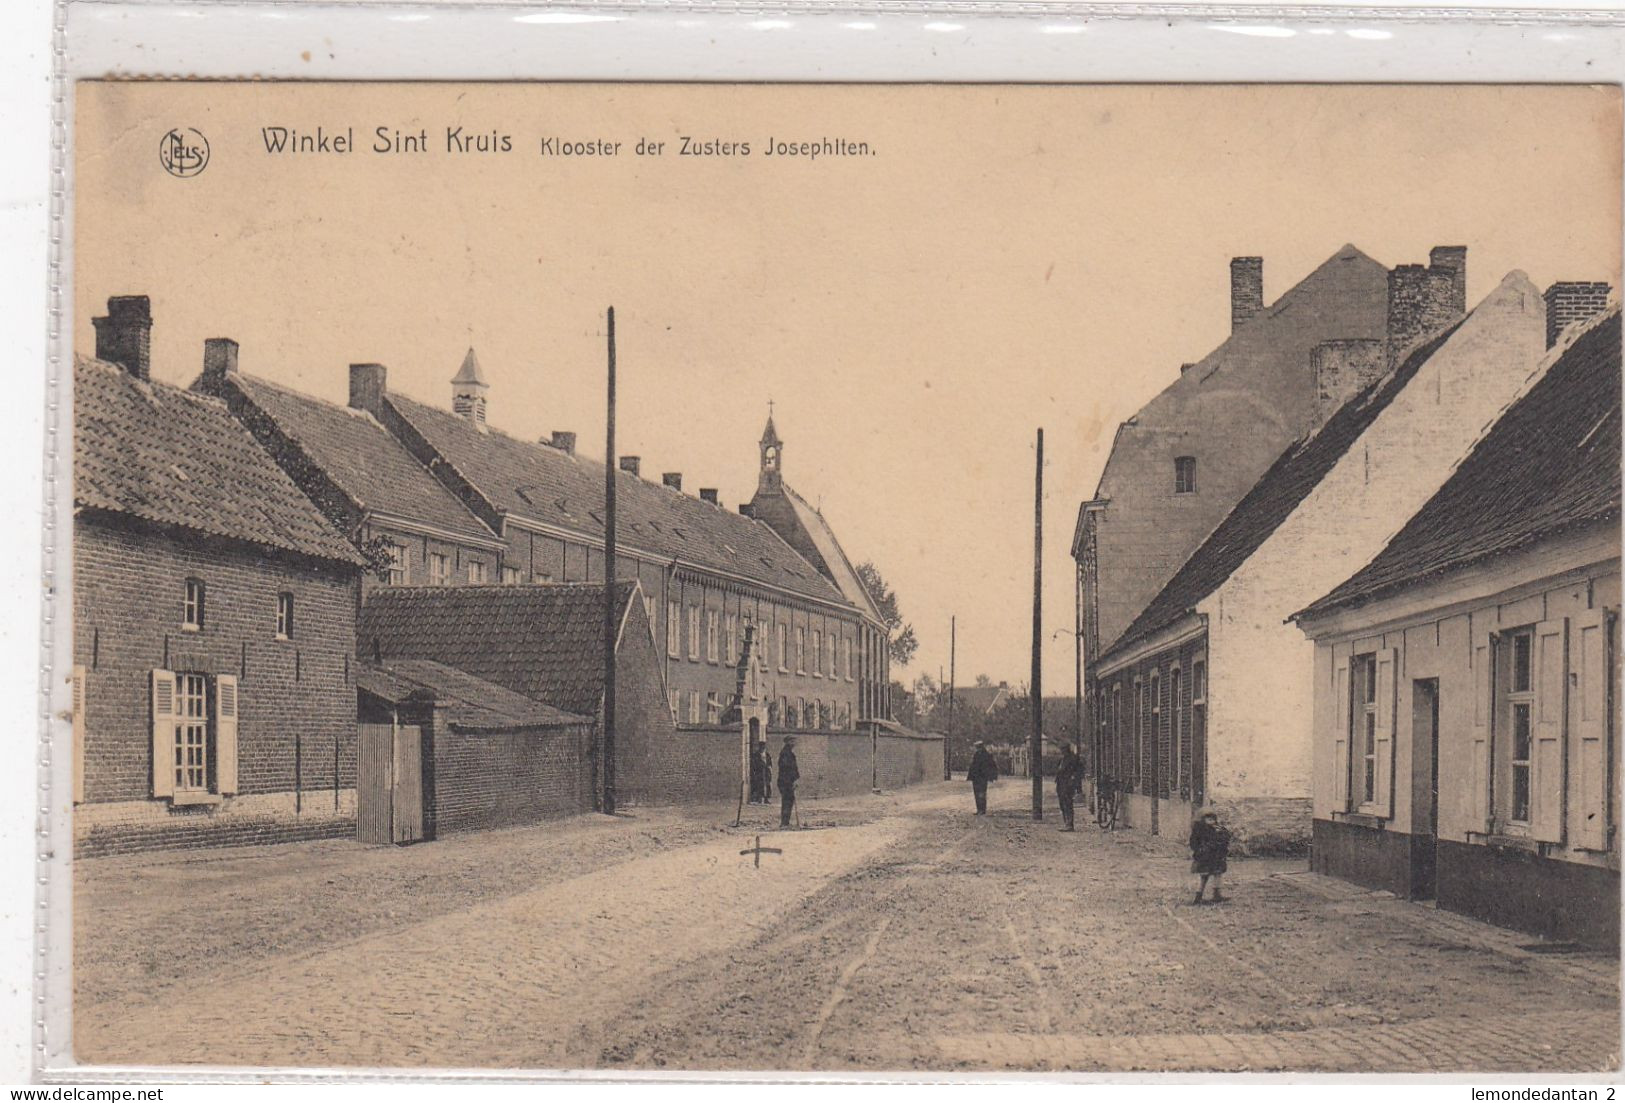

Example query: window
[669,689,680,722]
[173,673,208,791]
[275,592,294,640]
[386,543,408,586]
[725,613,738,664]
[428,553,451,586]
[183,578,205,630]
[1174,456,1197,494]
[706,691,721,723]
[845,638,854,681]
[797,698,807,728]
[687,605,701,660]
[1506,627,1535,824]
[687,691,701,724]
[502,566,523,585]
[1111,684,1123,781]
[1149,673,1162,794]
[796,627,806,674]
[667,600,681,658]
[1354,653,1378,806]
[706,610,719,663]
[811,631,823,676]
[1170,668,1184,794]
[828,633,837,678]
[643,594,655,632]
[778,623,789,672]
[468,559,489,584]
[534,571,554,584]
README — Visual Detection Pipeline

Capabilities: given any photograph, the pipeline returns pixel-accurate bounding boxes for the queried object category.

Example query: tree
[854,560,918,667]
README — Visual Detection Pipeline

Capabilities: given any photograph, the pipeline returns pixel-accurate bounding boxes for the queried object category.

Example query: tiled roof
[383,393,849,606]
[359,582,640,717]
[1103,320,1463,661]
[73,356,363,566]
[358,658,587,731]
[228,373,498,545]
[1297,311,1621,619]
[775,485,887,623]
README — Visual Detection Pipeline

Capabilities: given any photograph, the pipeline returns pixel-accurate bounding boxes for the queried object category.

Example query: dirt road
[72,780,1619,1073]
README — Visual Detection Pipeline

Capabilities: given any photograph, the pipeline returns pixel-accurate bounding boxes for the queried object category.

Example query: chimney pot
[348,363,388,413]
[1543,281,1612,348]
[619,455,641,477]
[202,337,239,383]
[92,295,153,380]
[1229,257,1264,331]
[662,472,683,490]
[700,488,719,505]
[550,430,577,455]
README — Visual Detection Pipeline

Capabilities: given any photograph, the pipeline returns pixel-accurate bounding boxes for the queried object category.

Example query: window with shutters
[183,578,205,630]
[275,592,294,640]
[173,673,209,792]
[1502,626,1537,827]
[1354,653,1378,806]
[428,553,451,586]
[667,600,681,657]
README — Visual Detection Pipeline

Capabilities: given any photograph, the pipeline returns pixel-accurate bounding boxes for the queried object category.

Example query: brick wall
[429,720,593,835]
[73,518,360,855]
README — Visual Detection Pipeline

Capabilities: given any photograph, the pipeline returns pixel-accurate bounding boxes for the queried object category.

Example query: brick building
[193,348,506,596]
[1294,309,1620,948]
[340,362,887,741]
[1091,271,1586,851]
[72,297,367,856]
[1072,244,1468,778]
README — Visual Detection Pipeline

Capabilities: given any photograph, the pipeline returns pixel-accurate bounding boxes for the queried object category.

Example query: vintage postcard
[59,79,1622,1075]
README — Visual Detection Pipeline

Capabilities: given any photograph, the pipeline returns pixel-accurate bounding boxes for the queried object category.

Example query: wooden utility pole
[602,306,618,816]
[946,618,957,780]
[1075,560,1084,785]
[1031,428,1044,821]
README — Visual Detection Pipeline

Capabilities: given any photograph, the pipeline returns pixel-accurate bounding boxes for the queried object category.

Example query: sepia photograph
[56,78,1623,1076]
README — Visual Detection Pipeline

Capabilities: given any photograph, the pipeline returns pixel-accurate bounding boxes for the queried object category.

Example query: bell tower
[758,406,783,495]
[451,347,489,425]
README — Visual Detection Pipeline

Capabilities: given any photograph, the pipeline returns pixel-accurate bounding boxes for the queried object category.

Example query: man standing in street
[1055,741,1083,831]
[967,740,997,816]
[777,737,800,828]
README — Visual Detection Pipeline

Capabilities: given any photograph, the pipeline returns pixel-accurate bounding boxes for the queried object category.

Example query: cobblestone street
[73,780,1620,1073]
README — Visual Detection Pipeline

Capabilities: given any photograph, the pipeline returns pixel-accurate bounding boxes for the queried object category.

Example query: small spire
[451,347,488,387]
[761,401,781,446]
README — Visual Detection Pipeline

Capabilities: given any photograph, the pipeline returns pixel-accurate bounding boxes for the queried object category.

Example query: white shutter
[150,668,177,798]
[1331,655,1351,812]
[71,666,86,804]
[1531,618,1568,843]
[1469,628,1494,832]
[1572,608,1611,851]
[215,673,239,796]
[1372,648,1397,818]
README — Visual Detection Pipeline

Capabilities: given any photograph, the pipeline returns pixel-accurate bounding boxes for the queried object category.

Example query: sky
[75,82,1621,692]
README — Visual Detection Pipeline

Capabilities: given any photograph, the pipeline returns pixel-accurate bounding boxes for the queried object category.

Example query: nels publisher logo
[159,128,209,178]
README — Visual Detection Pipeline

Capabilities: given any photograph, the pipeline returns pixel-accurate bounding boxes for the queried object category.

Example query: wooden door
[392,724,424,844]
[357,723,394,845]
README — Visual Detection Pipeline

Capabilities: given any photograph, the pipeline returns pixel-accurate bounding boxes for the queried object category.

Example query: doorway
[1411,679,1440,899]
[358,721,425,845]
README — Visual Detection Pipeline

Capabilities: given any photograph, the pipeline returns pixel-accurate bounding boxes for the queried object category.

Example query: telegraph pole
[1031,428,1044,821]
[946,617,957,780]
[602,306,618,816]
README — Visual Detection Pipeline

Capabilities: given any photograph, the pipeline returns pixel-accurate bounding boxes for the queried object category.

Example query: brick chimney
[662,472,683,491]
[738,503,754,517]
[1311,338,1386,426]
[201,337,239,384]
[1230,257,1264,331]
[700,488,719,505]
[92,295,153,380]
[549,430,576,455]
[1543,281,1611,348]
[619,455,641,478]
[1386,252,1465,369]
[349,363,388,414]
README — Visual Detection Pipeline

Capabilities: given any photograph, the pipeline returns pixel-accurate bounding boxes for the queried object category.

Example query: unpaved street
[74,781,1619,1072]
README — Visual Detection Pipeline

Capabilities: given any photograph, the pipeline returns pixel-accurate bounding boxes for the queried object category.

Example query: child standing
[1189,807,1231,905]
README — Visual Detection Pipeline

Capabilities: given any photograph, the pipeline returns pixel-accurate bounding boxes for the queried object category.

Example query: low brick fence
[430,722,594,836]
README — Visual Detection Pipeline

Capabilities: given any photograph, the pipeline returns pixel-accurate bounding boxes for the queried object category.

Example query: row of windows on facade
[664,599,857,680]
[667,687,853,731]
[179,578,297,640]
[1101,659,1207,794]
[1335,616,1610,849]
[384,544,510,586]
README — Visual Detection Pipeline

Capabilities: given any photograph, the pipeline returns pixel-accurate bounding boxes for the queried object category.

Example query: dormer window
[1174,456,1197,494]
